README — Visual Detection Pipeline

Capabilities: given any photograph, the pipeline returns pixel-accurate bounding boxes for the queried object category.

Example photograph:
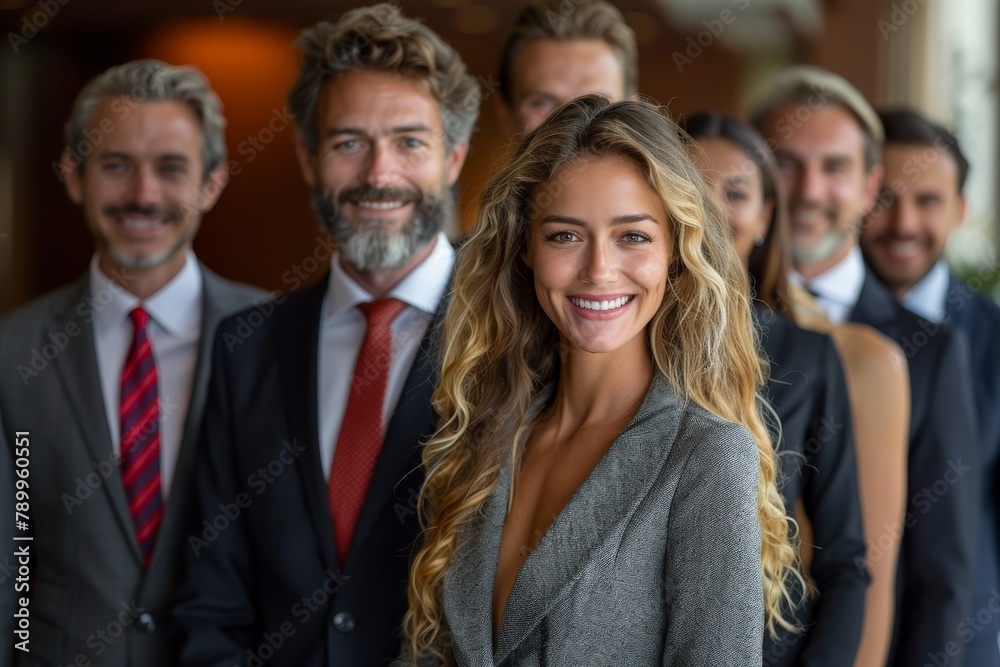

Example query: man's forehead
[884,143,960,191]
[515,39,624,97]
[317,70,443,134]
[88,97,204,150]
[765,104,867,158]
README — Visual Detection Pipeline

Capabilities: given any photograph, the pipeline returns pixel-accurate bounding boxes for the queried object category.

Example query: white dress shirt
[791,246,867,325]
[318,233,454,478]
[901,260,950,324]
[91,251,203,499]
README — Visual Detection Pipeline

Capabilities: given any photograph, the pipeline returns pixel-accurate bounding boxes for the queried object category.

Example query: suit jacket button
[136,612,156,634]
[332,612,355,633]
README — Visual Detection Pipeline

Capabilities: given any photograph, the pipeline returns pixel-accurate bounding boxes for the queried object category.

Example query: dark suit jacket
[944,276,1000,667]
[849,272,979,667]
[757,307,868,667]
[0,266,265,667]
[173,276,439,667]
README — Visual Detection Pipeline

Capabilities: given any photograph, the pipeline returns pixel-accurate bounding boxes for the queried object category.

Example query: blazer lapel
[495,376,684,663]
[346,304,443,565]
[49,277,142,562]
[277,278,340,573]
[442,466,510,663]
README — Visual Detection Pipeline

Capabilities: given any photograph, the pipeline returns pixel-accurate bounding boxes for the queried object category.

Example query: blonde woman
[404,95,801,665]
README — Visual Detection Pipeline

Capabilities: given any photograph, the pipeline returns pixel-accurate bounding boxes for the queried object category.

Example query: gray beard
[94,204,195,271]
[105,236,190,270]
[791,222,855,266]
[313,186,451,272]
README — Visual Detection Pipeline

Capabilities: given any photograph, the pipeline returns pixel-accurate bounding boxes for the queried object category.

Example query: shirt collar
[89,251,203,337]
[791,245,867,310]
[901,260,950,323]
[324,232,455,320]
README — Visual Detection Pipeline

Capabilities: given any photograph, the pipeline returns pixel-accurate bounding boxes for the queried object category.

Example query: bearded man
[171,5,479,667]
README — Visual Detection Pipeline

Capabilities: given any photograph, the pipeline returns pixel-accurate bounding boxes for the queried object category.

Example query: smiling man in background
[862,108,1000,667]
[752,66,980,667]
[0,59,264,667]
[496,0,637,136]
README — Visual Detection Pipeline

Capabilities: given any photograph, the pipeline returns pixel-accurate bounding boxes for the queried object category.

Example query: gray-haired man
[0,59,265,667]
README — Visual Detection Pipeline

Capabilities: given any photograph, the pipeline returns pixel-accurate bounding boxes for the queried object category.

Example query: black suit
[944,277,1000,667]
[849,272,979,667]
[173,277,438,666]
[757,306,868,666]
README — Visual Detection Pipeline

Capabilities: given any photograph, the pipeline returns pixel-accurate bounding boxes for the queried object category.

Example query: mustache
[102,204,174,218]
[336,187,420,206]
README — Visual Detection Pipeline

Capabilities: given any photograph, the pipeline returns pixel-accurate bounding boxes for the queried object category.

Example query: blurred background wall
[0,0,996,312]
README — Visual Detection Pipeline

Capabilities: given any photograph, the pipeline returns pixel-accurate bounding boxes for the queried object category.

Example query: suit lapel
[494,375,684,663]
[754,303,786,365]
[346,304,442,565]
[944,276,973,327]
[148,266,252,573]
[277,279,339,573]
[849,271,900,338]
[754,306,808,436]
[49,277,142,562]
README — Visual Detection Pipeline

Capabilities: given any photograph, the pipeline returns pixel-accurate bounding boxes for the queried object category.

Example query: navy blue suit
[944,276,1000,666]
[850,272,979,667]
[173,277,440,666]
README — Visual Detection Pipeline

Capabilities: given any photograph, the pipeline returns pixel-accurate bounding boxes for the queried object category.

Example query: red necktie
[120,306,163,567]
[328,298,407,564]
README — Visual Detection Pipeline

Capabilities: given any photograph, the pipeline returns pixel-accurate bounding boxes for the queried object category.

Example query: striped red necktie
[120,306,163,567]
[328,298,407,565]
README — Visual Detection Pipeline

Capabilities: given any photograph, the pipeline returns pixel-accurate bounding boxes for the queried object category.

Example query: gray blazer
[441,374,764,666]
[0,265,265,667]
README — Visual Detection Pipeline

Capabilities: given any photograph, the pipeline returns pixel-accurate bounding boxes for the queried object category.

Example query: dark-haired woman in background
[686,112,909,666]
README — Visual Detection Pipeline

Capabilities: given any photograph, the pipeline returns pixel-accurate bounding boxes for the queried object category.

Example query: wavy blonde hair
[405,95,801,662]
